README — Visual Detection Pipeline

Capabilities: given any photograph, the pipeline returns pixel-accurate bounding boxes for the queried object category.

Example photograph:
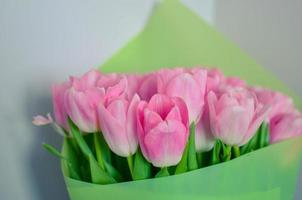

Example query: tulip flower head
[195,107,215,152]
[157,68,207,123]
[98,94,140,157]
[270,111,302,143]
[251,87,294,122]
[52,80,71,130]
[205,68,225,93]
[137,94,189,167]
[207,87,269,146]
[64,70,127,133]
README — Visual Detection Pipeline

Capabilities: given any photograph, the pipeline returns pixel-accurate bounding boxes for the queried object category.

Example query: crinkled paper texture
[62,0,302,199]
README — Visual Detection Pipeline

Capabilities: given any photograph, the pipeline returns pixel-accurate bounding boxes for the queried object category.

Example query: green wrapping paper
[64,136,302,200]
[62,0,302,199]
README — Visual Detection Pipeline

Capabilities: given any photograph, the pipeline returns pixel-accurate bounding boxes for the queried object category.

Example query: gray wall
[0,0,301,199]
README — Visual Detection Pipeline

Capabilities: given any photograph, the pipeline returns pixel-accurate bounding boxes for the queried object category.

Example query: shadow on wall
[26,90,69,200]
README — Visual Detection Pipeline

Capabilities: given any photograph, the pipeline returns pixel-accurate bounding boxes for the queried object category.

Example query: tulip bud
[137,94,189,167]
[157,67,207,123]
[138,73,158,101]
[195,108,215,152]
[206,68,225,93]
[251,87,294,121]
[270,111,302,143]
[98,94,140,157]
[64,70,127,133]
[225,77,246,88]
[52,81,71,130]
[207,87,269,146]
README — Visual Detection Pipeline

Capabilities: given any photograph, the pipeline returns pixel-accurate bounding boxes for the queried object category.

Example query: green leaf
[92,133,123,181]
[155,167,170,178]
[68,118,116,184]
[43,143,65,159]
[258,122,270,148]
[97,133,112,164]
[93,133,105,170]
[175,138,189,174]
[44,142,81,180]
[127,155,134,180]
[187,122,198,171]
[68,119,92,156]
[88,155,116,184]
[241,122,270,155]
[241,129,260,154]
[133,149,151,180]
[103,161,124,182]
[175,122,198,174]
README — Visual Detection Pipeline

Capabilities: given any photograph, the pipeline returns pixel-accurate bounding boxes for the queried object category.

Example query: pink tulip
[64,70,127,133]
[270,111,302,143]
[205,68,246,92]
[98,94,140,157]
[52,80,71,130]
[137,94,189,167]
[137,73,158,101]
[123,73,142,100]
[251,87,294,121]
[206,68,225,93]
[225,77,246,88]
[195,107,215,152]
[157,67,207,123]
[207,87,269,146]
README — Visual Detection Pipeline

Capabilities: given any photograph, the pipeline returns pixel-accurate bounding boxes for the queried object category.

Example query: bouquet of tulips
[32,1,302,199]
[33,67,302,183]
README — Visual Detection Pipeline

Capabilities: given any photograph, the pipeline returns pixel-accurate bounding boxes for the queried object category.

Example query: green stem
[212,140,221,165]
[155,167,170,178]
[197,152,202,167]
[233,146,240,158]
[94,133,105,170]
[222,144,232,162]
[127,155,134,180]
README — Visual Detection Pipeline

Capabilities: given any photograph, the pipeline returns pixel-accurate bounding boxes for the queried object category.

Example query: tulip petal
[216,106,249,145]
[216,94,239,114]
[52,82,70,129]
[65,89,98,132]
[98,103,130,157]
[32,113,53,126]
[172,97,189,127]
[136,101,150,161]
[241,105,270,145]
[195,113,215,152]
[105,77,128,103]
[147,94,174,119]
[138,74,158,101]
[144,120,187,167]
[143,109,163,134]
[166,106,182,121]
[165,73,203,122]
[81,69,102,88]
[106,99,128,126]
[207,92,219,135]
[126,94,140,154]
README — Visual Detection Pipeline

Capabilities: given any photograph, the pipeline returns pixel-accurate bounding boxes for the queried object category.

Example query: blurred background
[0,0,301,199]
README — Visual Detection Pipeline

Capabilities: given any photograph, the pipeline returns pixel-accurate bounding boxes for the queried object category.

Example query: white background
[0,0,301,199]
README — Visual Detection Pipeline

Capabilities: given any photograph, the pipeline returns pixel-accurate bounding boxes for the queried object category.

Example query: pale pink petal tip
[32,113,53,126]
